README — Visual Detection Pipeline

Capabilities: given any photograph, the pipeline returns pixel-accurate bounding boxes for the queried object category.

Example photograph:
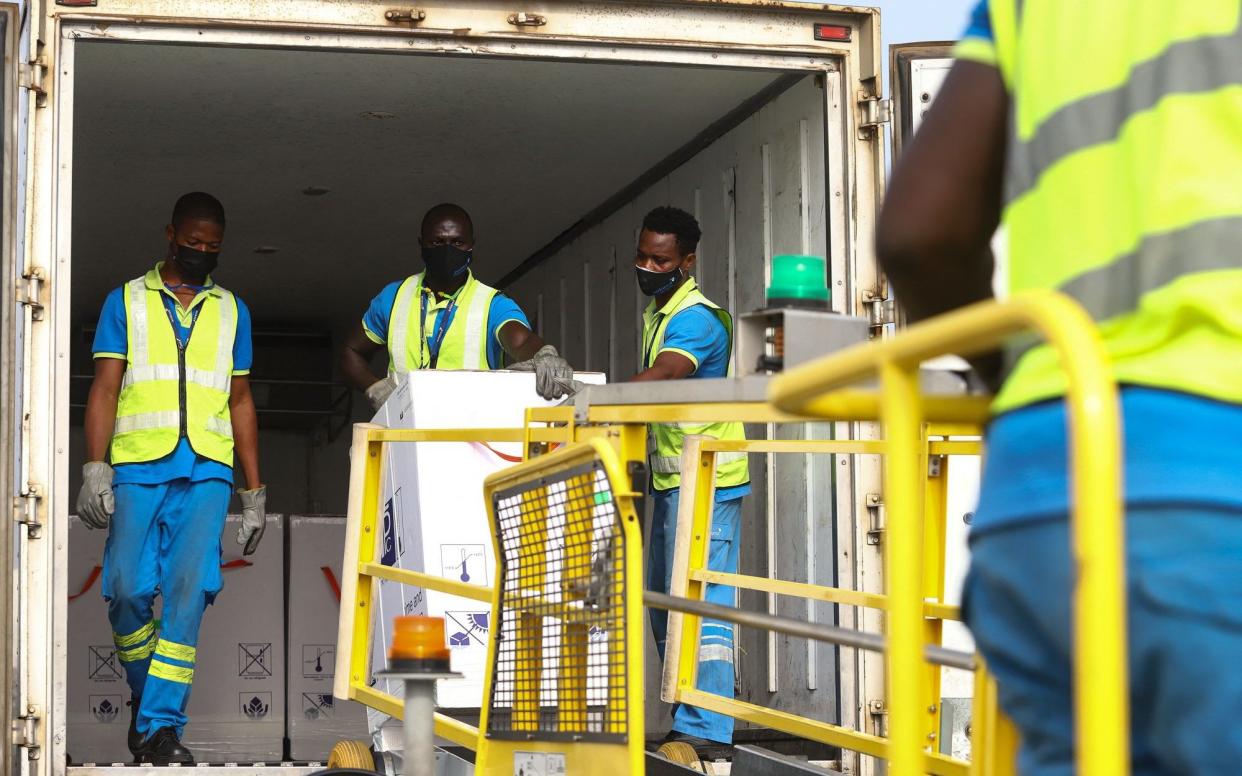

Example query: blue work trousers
[102,479,230,738]
[647,488,742,744]
[964,506,1242,776]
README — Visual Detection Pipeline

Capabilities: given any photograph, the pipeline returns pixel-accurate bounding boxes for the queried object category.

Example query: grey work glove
[236,485,267,556]
[510,345,574,400]
[552,377,588,403]
[365,374,399,412]
[76,461,116,530]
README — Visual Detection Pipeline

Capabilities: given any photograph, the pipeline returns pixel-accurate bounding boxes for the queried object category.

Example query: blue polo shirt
[361,274,530,369]
[650,303,751,501]
[92,278,253,485]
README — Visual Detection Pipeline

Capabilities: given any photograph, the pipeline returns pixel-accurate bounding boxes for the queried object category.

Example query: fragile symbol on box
[302,692,335,720]
[90,694,123,723]
[239,643,273,677]
[445,611,489,648]
[88,646,122,681]
[303,645,335,678]
[241,692,272,720]
[441,543,488,584]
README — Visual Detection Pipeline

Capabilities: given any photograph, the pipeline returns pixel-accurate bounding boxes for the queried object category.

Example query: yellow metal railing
[770,290,1127,776]
[660,432,981,776]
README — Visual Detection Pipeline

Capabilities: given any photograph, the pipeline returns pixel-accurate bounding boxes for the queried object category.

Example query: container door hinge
[868,699,888,736]
[18,57,48,102]
[383,8,426,24]
[14,706,41,758]
[862,289,894,334]
[13,483,43,538]
[857,93,891,139]
[865,492,884,545]
[20,267,46,321]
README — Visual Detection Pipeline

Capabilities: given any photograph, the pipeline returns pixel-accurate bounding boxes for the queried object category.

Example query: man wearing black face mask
[341,202,573,406]
[77,192,266,764]
[632,206,749,753]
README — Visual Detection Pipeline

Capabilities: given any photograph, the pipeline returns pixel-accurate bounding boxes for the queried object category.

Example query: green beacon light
[766,255,830,309]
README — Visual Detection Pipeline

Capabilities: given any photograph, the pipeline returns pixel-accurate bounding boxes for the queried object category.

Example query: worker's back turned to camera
[876,1,1242,774]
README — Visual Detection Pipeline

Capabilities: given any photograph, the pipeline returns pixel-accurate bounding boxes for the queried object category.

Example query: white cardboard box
[367,370,604,729]
[67,513,285,764]
[287,515,370,760]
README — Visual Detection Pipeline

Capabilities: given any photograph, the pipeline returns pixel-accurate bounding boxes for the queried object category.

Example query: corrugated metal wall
[506,75,842,733]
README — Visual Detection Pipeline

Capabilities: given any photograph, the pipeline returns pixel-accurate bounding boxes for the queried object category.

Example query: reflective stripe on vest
[988,1,1242,411]
[111,266,238,465]
[387,271,497,373]
[642,277,749,491]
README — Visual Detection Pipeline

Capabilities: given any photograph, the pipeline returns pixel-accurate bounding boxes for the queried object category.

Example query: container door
[888,42,957,160]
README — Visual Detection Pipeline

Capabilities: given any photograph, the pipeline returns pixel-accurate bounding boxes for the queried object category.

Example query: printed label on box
[302,645,335,679]
[301,692,335,720]
[513,752,567,776]
[240,692,273,721]
[444,611,489,649]
[89,695,123,724]
[440,543,488,585]
[88,646,122,682]
[238,643,273,677]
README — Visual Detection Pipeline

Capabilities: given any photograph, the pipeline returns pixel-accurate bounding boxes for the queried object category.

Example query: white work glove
[365,374,399,412]
[77,461,116,530]
[236,485,267,556]
[510,345,574,400]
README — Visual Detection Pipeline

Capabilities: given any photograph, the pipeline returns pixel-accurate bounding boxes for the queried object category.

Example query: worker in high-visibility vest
[877,2,1242,772]
[340,202,574,406]
[77,192,266,765]
[633,206,750,751]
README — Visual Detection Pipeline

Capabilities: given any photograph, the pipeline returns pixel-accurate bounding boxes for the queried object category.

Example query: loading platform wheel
[656,741,705,771]
[327,739,378,770]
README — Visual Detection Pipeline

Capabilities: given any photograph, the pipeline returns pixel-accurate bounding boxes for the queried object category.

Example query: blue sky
[869,0,976,45]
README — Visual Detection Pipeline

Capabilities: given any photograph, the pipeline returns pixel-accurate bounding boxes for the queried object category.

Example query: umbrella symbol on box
[445,611,489,648]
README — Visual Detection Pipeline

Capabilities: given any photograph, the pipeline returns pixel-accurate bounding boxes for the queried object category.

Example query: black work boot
[126,698,142,758]
[135,727,195,765]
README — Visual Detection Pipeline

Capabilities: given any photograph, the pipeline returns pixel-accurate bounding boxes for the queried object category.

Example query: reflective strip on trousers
[148,659,194,684]
[459,286,491,370]
[155,638,197,664]
[650,451,748,475]
[1005,16,1242,204]
[698,644,735,664]
[117,640,156,663]
[113,621,156,649]
[1005,216,1242,366]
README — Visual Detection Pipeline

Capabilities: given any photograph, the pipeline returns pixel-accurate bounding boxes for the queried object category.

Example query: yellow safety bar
[770,290,1127,776]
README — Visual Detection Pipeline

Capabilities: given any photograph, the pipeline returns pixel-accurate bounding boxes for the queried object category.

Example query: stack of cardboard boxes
[67,514,368,764]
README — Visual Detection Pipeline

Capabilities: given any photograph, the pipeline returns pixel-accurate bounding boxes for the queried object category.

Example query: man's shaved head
[421,203,473,241]
[171,191,226,230]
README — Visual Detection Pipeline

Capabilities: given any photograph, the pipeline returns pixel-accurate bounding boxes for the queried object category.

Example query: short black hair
[642,206,701,257]
[171,192,226,229]
[421,202,473,235]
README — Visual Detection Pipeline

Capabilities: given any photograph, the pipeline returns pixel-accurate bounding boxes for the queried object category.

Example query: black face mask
[173,243,219,279]
[636,265,682,297]
[422,244,473,281]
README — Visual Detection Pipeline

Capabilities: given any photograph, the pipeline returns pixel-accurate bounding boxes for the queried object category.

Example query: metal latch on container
[868,699,888,735]
[507,12,547,27]
[928,454,944,478]
[384,8,426,23]
[865,492,884,545]
[857,93,891,139]
[19,268,45,321]
[14,483,43,539]
[15,706,41,758]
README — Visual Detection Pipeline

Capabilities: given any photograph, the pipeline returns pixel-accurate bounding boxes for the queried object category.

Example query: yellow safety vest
[111,264,238,466]
[386,271,498,373]
[643,278,750,492]
[986,0,1242,412]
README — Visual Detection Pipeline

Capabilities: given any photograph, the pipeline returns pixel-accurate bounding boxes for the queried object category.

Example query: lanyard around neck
[419,290,458,369]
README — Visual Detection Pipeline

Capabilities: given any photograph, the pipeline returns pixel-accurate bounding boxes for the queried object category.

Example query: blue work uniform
[361,276,530,369]
[644,303,751,744]
[92,278,253,739]
[957,6,1242,775]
